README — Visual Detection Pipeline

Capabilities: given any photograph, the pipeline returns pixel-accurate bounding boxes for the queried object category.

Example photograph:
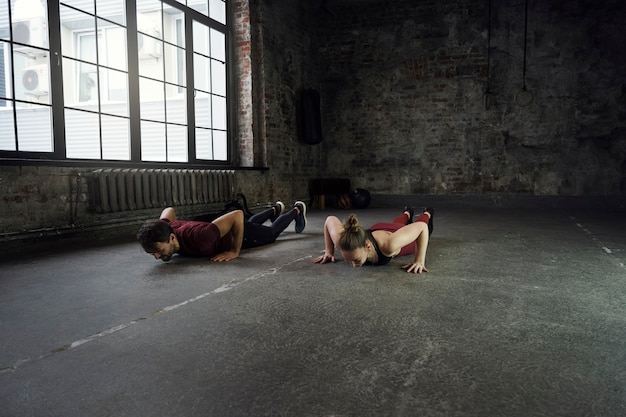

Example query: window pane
[63,0,95,15]
[16,103,52,152]
[137,0,163,40]
[96,0,126,26]
[137,32,163,66]
[14,49,50,104]
[100,67,128,116]
[193,53,210,92]
[60,7,97,62]
[0,100,16,150]
[141,120,166,161]
[211,59,225,96]
[78,61,99,103]
[166,124,187,162]
[188,0,208,17]
[212,94,226,130]
[192,21,209,56]
[162,3,184,46]
[79,31,99,64]
[65,109,100,158]
[166,87,185,124]
[139,77,165,121]
[213,129,227,160]
[101,114,130,160]
[210,28,225,61]
[0,2,9,42]
[0,41,14,99]
[97,18,127,70]
[194,90,210,129]
[62,57,80,107]
[164,43,185,85]
[172,12,185,49]
[63,58,99,106]
[195,127,212,160]
[11,0,48,49]
[195,129,225,161]
[209,0,226,24]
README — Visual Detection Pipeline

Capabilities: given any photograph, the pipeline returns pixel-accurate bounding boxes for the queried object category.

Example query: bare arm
[312,216,344,264]
[401,228,429,273]
[383,222,430,273]
[209,210,245,262]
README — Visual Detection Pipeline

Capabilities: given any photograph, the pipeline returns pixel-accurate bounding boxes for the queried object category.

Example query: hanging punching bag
[297,88,323,145]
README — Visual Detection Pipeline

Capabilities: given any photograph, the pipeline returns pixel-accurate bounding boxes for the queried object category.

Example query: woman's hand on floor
[312,254,335,264]
[402,262,429,274]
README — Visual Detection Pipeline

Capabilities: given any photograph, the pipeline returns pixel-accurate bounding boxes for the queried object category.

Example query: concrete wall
[1,0,625,249]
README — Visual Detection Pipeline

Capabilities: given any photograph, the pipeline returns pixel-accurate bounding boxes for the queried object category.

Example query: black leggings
[242,206,297,249]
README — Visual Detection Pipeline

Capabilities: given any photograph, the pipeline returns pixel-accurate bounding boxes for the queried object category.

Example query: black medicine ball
[350,188,371,209]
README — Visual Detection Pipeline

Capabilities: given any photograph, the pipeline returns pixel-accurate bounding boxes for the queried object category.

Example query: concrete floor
[1,206,625,417]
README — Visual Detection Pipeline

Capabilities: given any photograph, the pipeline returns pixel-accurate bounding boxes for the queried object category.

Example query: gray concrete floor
[1,206,625,417]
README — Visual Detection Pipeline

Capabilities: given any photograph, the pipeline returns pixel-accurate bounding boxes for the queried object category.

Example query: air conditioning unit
[13,16,48,49]
[138,33,162,59]
[12,0,47,50]
[137,14,162,59]
[22,64,49,96]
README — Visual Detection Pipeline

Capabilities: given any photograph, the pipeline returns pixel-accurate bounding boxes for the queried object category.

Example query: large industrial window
[0,0,229,164]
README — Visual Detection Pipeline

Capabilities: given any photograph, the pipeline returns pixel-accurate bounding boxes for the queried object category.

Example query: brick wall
[235,0,324,203]
[314,0,626,195]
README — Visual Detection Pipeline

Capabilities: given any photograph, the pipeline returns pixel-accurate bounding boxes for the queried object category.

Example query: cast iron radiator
[88,169,235,213]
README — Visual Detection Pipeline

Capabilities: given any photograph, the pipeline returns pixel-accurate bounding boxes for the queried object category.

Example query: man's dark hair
[137,220,174,252]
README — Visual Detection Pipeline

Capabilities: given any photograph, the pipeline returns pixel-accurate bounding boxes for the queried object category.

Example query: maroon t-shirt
[166,219,233,257]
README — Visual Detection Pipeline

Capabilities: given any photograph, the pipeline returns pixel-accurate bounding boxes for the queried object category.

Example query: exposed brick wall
[236,0,324,203]
[233,0,254,167]
[315,0,626,195]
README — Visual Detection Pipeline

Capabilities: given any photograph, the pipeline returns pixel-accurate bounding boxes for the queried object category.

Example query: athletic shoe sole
[294,201,307,233]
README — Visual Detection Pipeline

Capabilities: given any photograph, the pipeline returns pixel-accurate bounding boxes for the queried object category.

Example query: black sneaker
[403,206,415,223]
[294,201,307,233]
[423,207,434,237]
[270,201,285,222]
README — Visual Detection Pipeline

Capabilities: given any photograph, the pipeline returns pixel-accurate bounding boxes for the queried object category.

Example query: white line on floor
[572,218,624,271]
[1,255,312,374]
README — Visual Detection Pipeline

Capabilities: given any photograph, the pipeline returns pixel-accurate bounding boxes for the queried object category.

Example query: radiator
[89,169,235,213]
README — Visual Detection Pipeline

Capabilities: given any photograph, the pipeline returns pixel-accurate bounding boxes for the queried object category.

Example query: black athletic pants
[241,206,297,249]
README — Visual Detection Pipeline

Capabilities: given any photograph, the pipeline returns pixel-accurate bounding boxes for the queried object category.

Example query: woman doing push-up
[312,207,434,273]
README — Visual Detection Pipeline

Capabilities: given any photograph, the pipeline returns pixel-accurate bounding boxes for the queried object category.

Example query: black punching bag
[298,89,323,145]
